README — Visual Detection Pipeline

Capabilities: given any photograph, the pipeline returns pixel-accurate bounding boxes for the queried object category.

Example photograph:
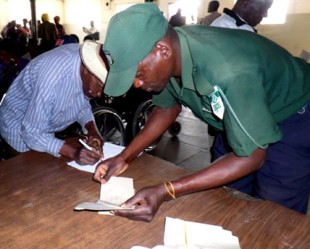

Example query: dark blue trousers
[211,105,310,214]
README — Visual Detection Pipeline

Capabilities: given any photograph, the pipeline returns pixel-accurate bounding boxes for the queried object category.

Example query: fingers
[93,156,128,184]
[102,166,118,182]
[94,163,126,184]
[122,194,145,208]
[79,148,101,164]
[114,206,154,222]
[113,194,150,221]
[93,163,108,183]
[90,138,103,155]
[90,138,101,148]
[81,136,103,155]
[87,135,103,149]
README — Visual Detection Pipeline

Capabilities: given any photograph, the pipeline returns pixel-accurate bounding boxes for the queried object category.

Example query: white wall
[0,0,310,56]
[258,13,310,56]
[61,0,144,43]
[0,0,9,27]
[0,0,64,27]
[198,0,310,56]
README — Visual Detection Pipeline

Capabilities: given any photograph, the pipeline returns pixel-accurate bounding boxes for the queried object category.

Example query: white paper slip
[67,142,125,173]
[74,200,133,211]
[100,176,135,204]
[164,217,241,249]
[131,217,241,249]
[74,176,135,213]
[98,176,135,215]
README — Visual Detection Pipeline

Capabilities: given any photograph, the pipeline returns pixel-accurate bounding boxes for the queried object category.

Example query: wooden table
[0,151,309,249]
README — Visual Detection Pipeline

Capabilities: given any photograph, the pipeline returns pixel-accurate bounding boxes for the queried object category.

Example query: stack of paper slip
[131,217,241,249]
[164,217,241,249]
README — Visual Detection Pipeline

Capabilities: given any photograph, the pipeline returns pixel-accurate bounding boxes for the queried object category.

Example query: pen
[79,139,104,161]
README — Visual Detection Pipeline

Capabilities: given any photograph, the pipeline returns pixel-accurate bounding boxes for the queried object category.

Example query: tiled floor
[148,107,212,172]
[147,107,310,216]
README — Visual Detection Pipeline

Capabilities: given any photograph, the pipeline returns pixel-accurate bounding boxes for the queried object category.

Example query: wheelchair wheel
[93,106,126,146]
[131,99,162,152]
[168,121,181,136]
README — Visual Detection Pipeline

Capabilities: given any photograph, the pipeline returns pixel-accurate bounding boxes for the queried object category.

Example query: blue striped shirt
[0,44,94,157]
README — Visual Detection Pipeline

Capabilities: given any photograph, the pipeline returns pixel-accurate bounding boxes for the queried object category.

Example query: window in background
[168,0,201,25]
[261,0,289,24]
[115,4,136,13]
[7,0,62,25]
[7,0,31,24]
[66,0,100,29]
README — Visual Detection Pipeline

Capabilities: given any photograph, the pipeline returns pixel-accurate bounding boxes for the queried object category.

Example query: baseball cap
[103,3,168,97]
[41,13,49,22]
[80,40,107,86]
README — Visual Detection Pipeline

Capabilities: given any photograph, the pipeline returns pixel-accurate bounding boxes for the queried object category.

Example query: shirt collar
[223,8,257,33]
[172,28,196,92]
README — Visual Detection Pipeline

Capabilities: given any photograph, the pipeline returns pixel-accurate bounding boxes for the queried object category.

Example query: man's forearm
[171,148,266,197]
[121,105,181,164]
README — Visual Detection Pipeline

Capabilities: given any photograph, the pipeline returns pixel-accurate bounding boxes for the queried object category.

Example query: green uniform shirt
[153,26,310,156]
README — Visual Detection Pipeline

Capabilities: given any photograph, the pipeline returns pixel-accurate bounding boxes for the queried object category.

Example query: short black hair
[208,1,220,13]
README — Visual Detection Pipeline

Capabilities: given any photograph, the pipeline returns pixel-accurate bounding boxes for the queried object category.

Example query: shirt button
[193,67,197,72]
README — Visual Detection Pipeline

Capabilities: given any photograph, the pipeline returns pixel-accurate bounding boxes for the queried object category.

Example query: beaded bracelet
[164,181,176,199]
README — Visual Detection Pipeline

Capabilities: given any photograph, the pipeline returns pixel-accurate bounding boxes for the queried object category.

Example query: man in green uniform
[94,3,310,221]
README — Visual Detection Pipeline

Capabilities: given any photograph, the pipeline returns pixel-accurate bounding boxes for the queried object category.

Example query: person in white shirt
[211,0,273,33]
[83,21,97,35]
[83,21,99,41]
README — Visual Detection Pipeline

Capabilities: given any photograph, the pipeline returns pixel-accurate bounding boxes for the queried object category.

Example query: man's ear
[242,0,250,8]
[156,40,172,58]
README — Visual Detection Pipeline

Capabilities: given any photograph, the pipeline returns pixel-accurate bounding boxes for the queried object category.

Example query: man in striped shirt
[0,40,107,165]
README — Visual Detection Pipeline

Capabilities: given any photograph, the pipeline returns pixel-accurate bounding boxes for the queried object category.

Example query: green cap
[103,3,168,97]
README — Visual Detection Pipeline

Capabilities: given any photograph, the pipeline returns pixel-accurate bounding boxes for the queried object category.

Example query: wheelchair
[57,86,181,151]
[90,87,163,151]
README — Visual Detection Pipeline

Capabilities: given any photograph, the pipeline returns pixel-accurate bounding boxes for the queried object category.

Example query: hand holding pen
[79,138,104,162]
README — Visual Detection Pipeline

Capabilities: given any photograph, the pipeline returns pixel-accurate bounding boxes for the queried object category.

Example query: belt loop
[298,107,306,114]
[298,102,310,114]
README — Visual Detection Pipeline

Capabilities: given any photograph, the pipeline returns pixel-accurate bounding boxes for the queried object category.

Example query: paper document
[74,200,133,211]
[67,142,125,173]
[74,176,135,212]
[131,217,241,249]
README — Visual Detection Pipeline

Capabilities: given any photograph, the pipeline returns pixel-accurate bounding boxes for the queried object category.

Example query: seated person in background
[200,0,221,26]
[83,21,99,41]
[168,8,186,27]
[211,0,273,32]
[93,3,310,221]
[0,40,107,165]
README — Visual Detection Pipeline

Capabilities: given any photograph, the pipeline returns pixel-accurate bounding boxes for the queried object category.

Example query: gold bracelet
[164,181,176,199]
